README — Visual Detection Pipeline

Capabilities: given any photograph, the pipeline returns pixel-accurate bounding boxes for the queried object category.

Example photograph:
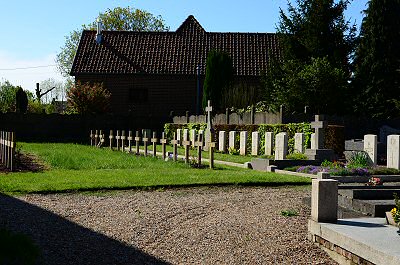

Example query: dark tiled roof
[71,15,281,76]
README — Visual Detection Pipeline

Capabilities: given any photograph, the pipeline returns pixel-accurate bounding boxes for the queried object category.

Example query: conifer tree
[353,0,400,118]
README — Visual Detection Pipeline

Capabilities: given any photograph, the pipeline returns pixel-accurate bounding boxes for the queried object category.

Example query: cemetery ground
[0,142,338,264]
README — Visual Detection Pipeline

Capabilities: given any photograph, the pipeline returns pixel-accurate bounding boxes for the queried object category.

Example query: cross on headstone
[143,134,149,157]
[151,132,158,157]
[116,130,121,151]
[311,115,327,149]
[121,130,126,152]
[160,132,168,160]
[206,100,213,129]
[109,130,114,149]
[127,131,133,153]
[135,131,141,155]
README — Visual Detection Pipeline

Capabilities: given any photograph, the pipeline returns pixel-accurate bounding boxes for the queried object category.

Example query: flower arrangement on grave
[366,177,383,186]
[391,193,400,226]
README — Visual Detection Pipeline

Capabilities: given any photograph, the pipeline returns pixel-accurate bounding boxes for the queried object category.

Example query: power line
[0,64,57,71]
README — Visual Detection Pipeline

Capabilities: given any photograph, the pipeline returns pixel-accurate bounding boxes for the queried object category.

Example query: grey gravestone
[240,131,248,155]
[294,133,305,153]
[229,131,237,150]
[364,134,377,165]
[275,132,288,160]
[251,131,259,156]
[265,132,273,156]
[230,113,239,125]
[311,115,326,149]
[387,135,400,170]
[219,131,227,153]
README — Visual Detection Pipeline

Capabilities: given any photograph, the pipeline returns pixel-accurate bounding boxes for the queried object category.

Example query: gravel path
[0,186,337,264]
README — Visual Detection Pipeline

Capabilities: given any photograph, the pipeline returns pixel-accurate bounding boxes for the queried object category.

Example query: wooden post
[116,130,120,151]
[94,130,99,146]
[135,131,140,155]
[109,130,114,150]
[151,132,158,157]
[195,133,203,167]
[0,131,4,164]
[171,132,178,162]
[160,132,167,160]
[90,130,94,146]
[121,130,126,152]
[127,131,133,153]
[10,132,15,171]
[209,142,216,169]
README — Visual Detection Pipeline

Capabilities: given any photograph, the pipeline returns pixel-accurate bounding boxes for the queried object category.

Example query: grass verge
[0,143,311,194]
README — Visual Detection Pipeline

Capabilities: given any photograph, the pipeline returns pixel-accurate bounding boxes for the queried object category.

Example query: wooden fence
[0,130,16,171]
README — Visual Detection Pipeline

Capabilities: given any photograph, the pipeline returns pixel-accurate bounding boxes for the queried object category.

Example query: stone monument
[305,115,335,161]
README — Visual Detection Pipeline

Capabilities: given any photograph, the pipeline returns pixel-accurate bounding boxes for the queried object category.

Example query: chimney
[96,18,103,44]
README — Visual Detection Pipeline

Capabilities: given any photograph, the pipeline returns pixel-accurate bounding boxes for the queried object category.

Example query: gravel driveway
[0,186,336,264]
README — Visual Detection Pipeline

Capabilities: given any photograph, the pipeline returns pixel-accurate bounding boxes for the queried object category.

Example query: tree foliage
[352,0,400,118]
[264,0,356,115]
[56,6,169,77]
[202,50,234,112]
[15,87,28,113]
[67,81,111,114]
[0,80,20,113]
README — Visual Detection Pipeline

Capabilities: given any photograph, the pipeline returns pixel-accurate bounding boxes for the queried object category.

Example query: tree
[15,87,28,113]
[56,6,169,78]
[202,50,234,112]
[67,81,111,114]
[352,0,400,118]
[264,0,356,114]
[0,80,20,113]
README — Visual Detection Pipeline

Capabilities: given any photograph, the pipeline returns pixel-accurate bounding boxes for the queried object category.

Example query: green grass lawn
[0,143,311,194]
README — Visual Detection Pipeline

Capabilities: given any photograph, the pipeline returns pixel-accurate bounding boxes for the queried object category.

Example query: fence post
[10,132,15,171]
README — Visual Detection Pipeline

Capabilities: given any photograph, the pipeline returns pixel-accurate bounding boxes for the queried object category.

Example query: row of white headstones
[176,129,400,169]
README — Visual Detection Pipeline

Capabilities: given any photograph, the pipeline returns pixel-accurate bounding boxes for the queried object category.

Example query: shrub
[67,81,111,114]
[346,151,373,168]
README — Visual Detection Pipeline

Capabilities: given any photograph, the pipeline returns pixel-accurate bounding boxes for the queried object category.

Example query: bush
[67,81,111,114]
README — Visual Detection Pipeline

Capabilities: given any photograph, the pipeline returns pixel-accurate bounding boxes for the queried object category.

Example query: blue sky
[0,0,368,92]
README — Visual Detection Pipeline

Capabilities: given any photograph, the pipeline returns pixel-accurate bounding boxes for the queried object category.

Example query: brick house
[70,15,280,121]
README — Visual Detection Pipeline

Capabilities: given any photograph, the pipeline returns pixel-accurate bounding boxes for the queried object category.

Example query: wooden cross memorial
[151,132,158,157]
[135,131,141,155]
[160,132,168,160]
[116,130,121,151]
[127,131,133,153]
[171,132,179,162]
[109,130,114,149]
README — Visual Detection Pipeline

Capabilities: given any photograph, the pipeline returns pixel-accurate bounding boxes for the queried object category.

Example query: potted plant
[388,193,400,233]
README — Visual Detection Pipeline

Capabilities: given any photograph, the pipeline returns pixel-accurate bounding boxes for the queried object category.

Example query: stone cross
[275,132,288,160]
[264,132,273,156]
[116,130,121,151]
[206,100,213,130]
[171,132,179,162]
[160,132,168,160]
[109,130,114,149]
[311,115,327,149]
[387,135,400,170]
[135,131,141,155]
[127,131,133,153]
[364,134,377,165]
[311,133,316,149]
[151,132,158,157]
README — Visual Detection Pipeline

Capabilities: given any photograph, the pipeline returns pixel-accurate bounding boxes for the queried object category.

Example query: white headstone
[219,131,227,153]
[198,130,204,149]
[229,131,237,150]
[364,134,377,166]
[183,129,189,142]
[275,132,288,160]
[251,131,259,156]
[176,129,182,146]
[240,131,248,155]
[190,129,196,147]
[387,135,400,170]
[294,133,305,153]
[311,133,316,150]
[204,129,212,151]
[265,132,273,156]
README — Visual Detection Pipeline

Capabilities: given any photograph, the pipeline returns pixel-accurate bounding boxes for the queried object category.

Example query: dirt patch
[0,153,48,173]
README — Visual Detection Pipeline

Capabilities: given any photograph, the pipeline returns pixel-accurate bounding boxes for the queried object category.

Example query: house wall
[75,74,262,118]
